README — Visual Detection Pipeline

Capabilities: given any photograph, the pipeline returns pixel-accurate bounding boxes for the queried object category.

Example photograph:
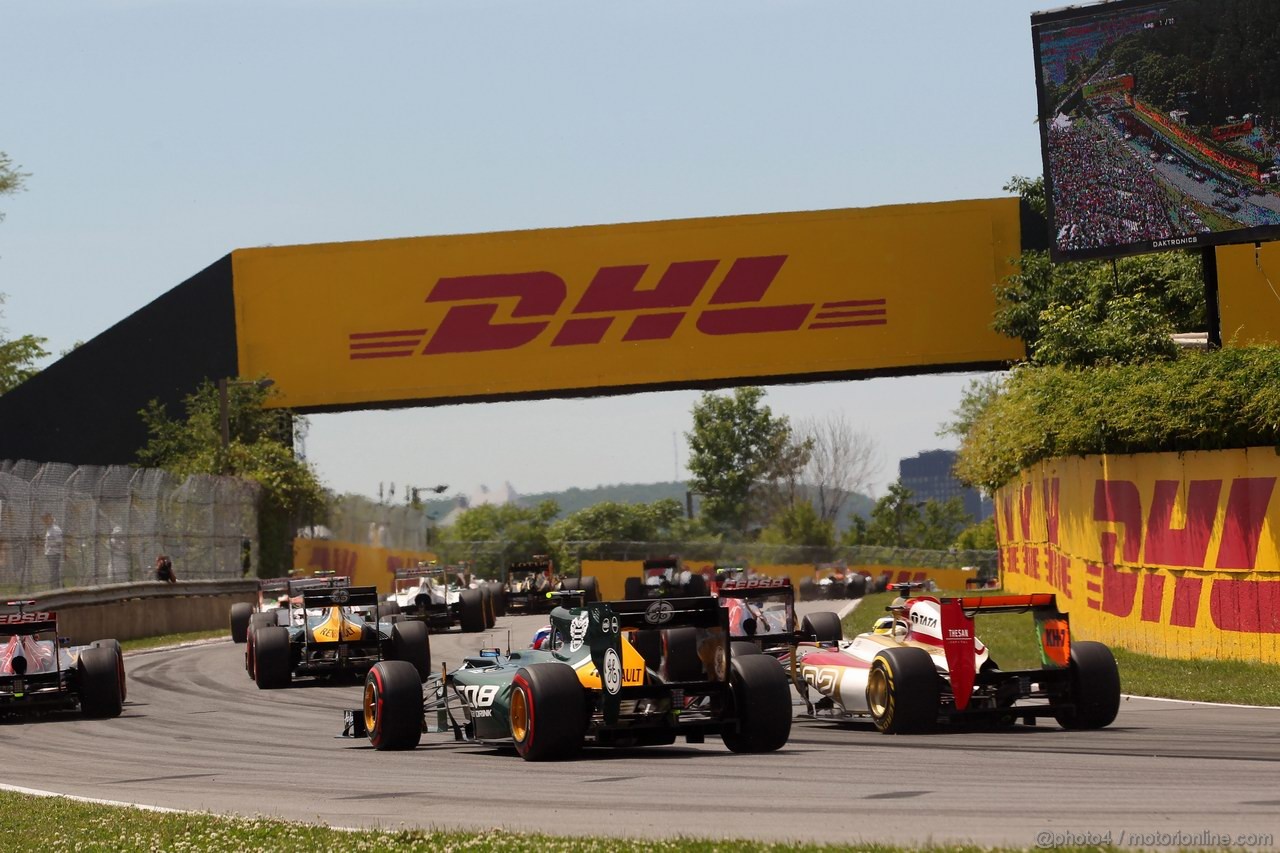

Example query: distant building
[898,450,991,522]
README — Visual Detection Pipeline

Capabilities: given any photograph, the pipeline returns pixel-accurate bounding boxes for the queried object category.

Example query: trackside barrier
[22,579,257,645]
[995,448,1280,664]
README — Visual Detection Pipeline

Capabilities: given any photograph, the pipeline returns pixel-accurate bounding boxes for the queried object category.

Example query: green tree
[915,497,972,551]
[842,482,970,550]
[0,151,26,213]
[548,499,684,544]
[844,482,922,548]
[759,500,835,549]
[0,152,47,393]
[954,517,997,551]
[443,500,560,574]
[136,378,327,576]
[937,375,1005,443]
[685,387,802,537]
[0,294,49,393]
[996,176,1204,367]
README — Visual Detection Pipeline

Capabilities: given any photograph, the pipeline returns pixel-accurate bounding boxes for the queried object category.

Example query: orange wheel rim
[510,687,529,742]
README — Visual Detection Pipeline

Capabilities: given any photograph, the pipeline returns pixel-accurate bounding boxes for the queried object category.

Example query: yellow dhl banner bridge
[231,198,1026,411]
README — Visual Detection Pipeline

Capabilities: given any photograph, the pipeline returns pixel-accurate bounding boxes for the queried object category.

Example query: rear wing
[302,585,380,609]
[394,566,447,580]
[608,595,725,631]
[716,577,796,641]
[935,591,1071,712]
[0,610,57,635]
[508,559,552,574]
[642,557,679,577]
[287,576,350,595]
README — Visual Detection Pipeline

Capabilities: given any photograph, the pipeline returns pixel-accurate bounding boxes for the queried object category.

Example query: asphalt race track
[2,604,1279,848]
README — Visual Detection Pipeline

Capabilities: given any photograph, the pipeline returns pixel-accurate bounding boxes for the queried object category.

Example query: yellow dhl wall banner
[292,539,437,594]
[994,448,1280,663]
[231,199,1024,410]
[582,561,986,601]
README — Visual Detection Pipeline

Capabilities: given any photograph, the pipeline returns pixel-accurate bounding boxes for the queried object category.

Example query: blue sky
[1,1,1052,500]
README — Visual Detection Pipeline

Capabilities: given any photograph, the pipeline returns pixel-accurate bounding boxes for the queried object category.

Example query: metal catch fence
[0,459,260,594]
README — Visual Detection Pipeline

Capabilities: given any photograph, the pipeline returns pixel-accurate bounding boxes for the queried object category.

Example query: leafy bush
[955,346,1280,491]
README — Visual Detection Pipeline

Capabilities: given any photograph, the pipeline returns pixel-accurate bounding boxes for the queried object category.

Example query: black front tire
[721,654,791,753]
[1052,640,1121,730]
[845,574,868,599]
[866,646,940,734]
[458,589,486,633]
[623,577,645,600]
[253,626,292,689]
[730,640,762,657]
[579,575,600,603]
[684,573,708,597]
[390,620,432,682]
[230,603,252,644]
[510,663,585,761]
[802,611,843,644]
[79,646,123,718]
[364,661,423,750]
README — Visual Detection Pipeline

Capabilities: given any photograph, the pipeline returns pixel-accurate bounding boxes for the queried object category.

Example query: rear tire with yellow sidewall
[867,646,940,734]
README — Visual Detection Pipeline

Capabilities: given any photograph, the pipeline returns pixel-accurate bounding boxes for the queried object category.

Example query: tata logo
[645,600,674,625]
[348,255,887,359]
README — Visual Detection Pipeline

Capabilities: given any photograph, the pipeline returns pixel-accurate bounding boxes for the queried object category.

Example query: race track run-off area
[2,603,1279,848]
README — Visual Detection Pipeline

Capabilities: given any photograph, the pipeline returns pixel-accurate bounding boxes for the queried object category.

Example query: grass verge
[120,628,227,653]
[840,590,1280,707]
[0,789,1119,853]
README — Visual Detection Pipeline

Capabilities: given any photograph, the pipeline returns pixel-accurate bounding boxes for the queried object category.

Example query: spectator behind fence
[154,554,176,583]
[42,513,64,587]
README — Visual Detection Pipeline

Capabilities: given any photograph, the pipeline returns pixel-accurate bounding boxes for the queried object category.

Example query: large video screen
[1032,0,1280,261]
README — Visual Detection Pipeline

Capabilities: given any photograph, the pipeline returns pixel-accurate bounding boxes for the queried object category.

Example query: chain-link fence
[423,539,998,580]
[0,459,261,594]
[318,494,438,552]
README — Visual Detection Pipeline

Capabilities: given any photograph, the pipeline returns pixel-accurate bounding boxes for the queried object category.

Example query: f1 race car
[797,563,871,601]
[503,557,600,613]
[344,594,792,759]
[791,584,1121,733]
[622,557,709,600]
[387,564,495,633]
[1,601,125,718]
[245,584,429,689]
[230,572,351,644]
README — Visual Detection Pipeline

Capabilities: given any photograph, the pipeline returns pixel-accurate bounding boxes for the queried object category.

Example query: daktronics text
[348,255,887,359]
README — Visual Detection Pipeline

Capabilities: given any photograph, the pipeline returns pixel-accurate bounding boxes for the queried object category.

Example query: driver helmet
[872,615,896,634]
[530,625,552,650]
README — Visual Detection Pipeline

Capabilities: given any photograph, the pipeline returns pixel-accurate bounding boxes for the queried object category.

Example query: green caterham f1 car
[342,594,792,760]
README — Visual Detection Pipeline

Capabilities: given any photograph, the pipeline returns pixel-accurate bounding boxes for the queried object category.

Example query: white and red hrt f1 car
[792,584,1120,733]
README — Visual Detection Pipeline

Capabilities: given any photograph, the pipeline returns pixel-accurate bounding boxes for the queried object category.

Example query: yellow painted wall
[292,539,438,594]
[994,448,1280,663]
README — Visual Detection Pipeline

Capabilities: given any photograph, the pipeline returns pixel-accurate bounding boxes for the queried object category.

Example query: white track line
[1119,693,1280,711]
[0,782,187,813]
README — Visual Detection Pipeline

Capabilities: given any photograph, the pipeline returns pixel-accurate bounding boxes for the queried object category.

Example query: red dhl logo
[1000,476,1280,634]
[347,255,887,359]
